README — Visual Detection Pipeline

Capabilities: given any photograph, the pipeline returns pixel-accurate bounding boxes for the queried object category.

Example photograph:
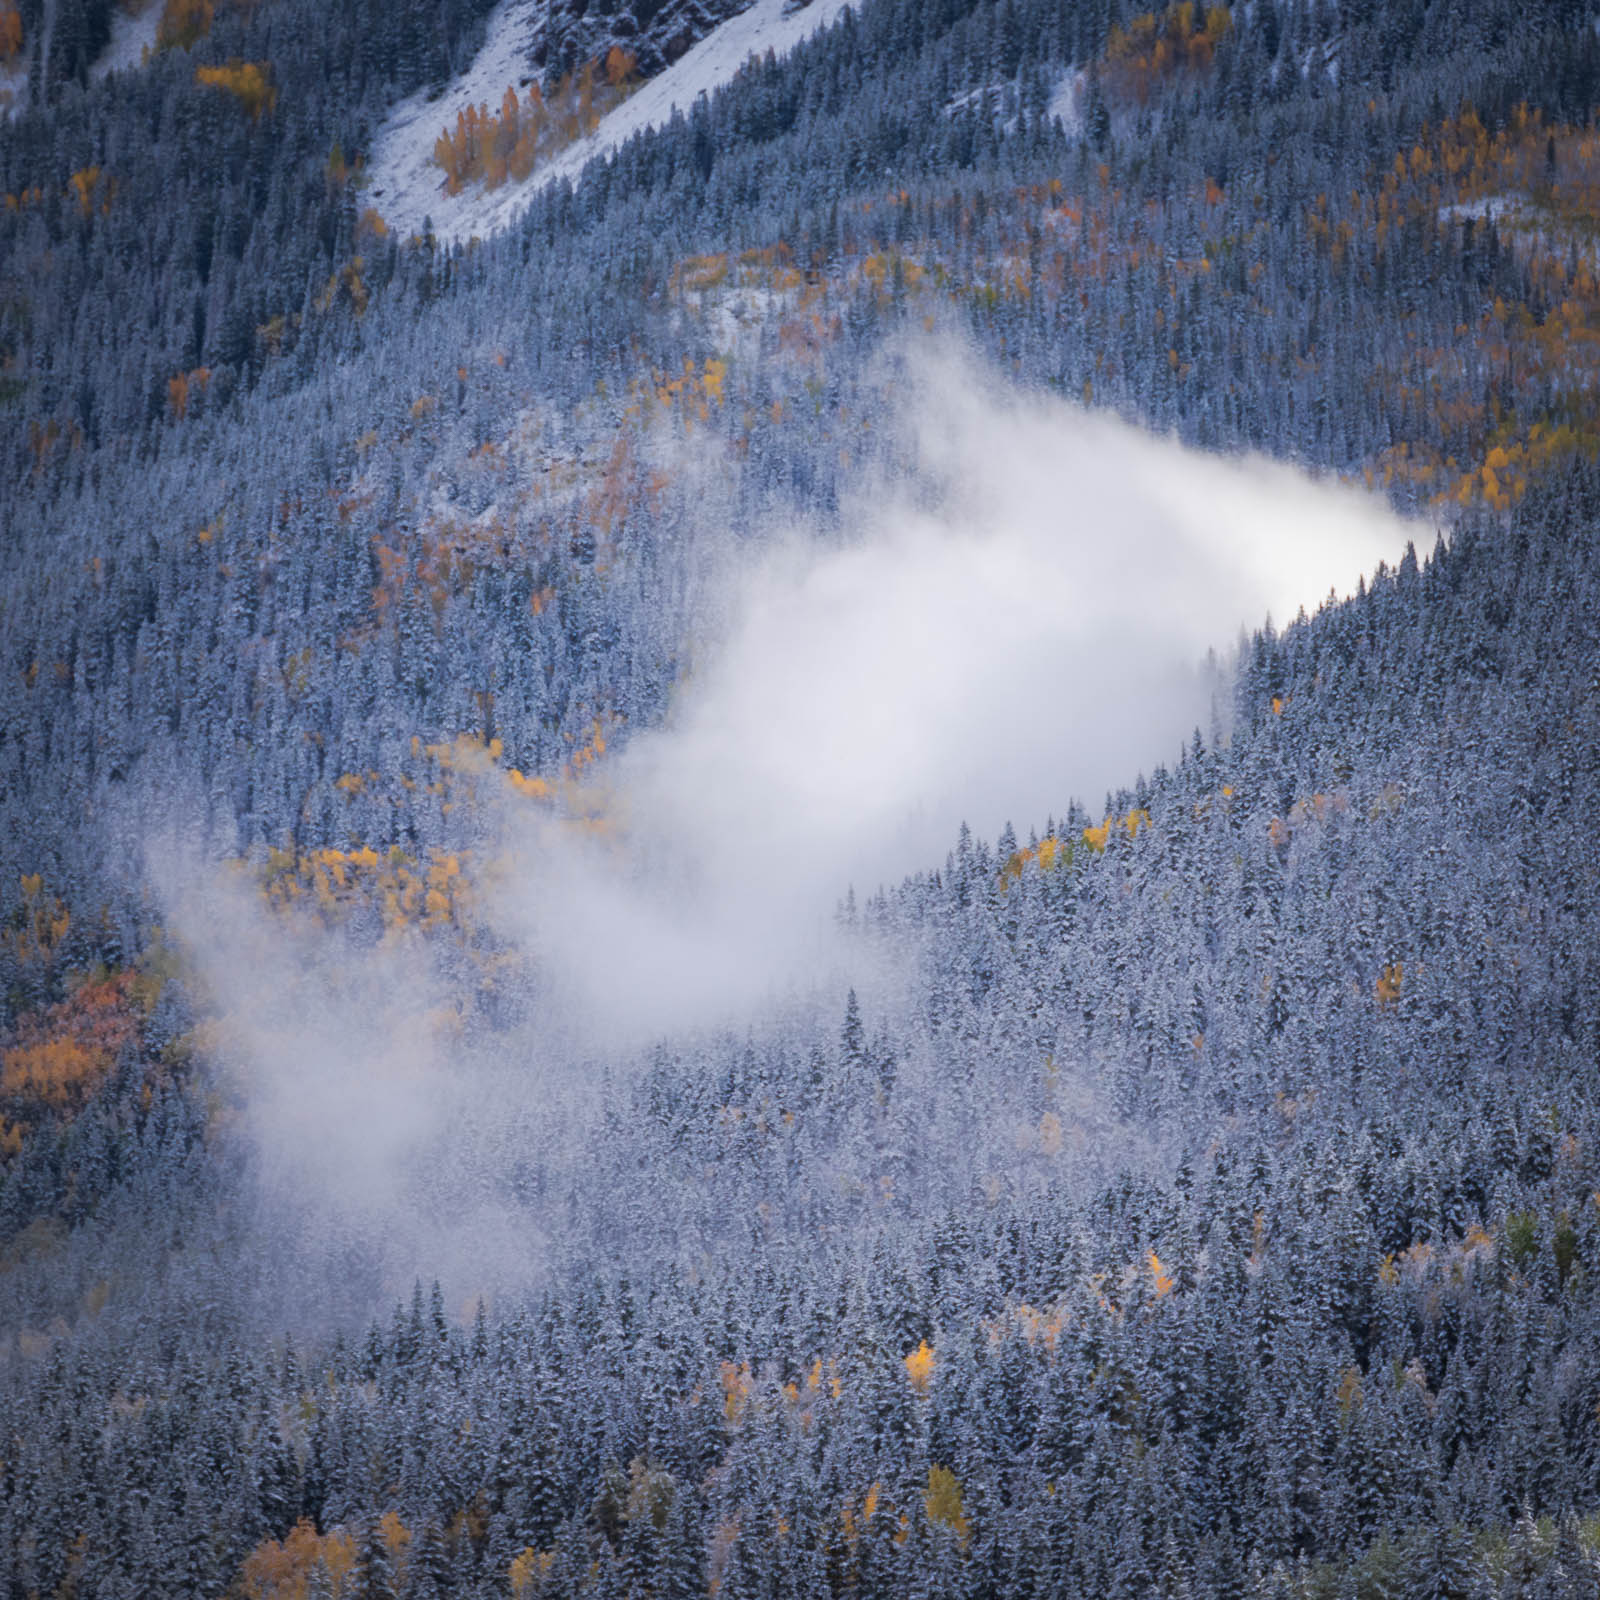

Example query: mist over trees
[3,0,1600,1595]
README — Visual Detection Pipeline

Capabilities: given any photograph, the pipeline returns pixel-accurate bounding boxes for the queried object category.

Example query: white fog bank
[500,347,1422,1045]
[155,346,1423,1312]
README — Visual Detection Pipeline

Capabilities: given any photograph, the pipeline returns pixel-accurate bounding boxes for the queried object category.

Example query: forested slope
[2,0,1600,1595]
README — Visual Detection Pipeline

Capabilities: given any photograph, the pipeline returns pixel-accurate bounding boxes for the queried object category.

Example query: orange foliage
[632,356,730,435]
[563,714,616,781]
[257,729,616,935]
[989,1298,1068,1348]
[377,1513,410,1586]
[1081,807,1151,854]
[156,0,211,50]
[68,166,109,218]
[23,418,84,475]
[167,366,210,420]
[316,258,368,316]
[647,98,1599,523]
[720,1360,753,1427]
[832,1478,883,1555]
[433,55,635,195]
[707,1516,741,1599]
[1338,104,1600,507]
[506,768,553,800]
[903,1340,935,1394]
[370,508,525,629]
[1,972,142,1114]
[675,252,731,294]
[924,1466,970,1544]
[236,1519,359,1600]
[509,1546,555,1598]
[1148,1250,1175,1296]
[861,248,927,302]
[195,59,275,119]
[3,874,71,968]
[1376,961,1404,1008]
[257,841,474,939]
[1001,832,1066,886]
[604,44,635,87]
[0,8,22,63]
[1104,3,1231,105]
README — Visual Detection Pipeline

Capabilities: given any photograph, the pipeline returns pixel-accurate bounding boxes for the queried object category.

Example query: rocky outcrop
[532,0,814,85]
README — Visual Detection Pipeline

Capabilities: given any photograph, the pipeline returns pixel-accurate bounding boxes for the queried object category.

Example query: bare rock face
[531,0,815,86]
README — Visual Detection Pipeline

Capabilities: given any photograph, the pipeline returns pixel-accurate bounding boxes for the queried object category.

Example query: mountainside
[534,0,765,82]
[3,0,1600,1597]
[365,0,856,245]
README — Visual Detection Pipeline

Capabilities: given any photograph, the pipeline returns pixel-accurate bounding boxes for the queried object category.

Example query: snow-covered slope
[367,0,854,248]
[91,1,162,82]
[1049,68,1084,135]
[364,0,541,249]
[0,55,25,120]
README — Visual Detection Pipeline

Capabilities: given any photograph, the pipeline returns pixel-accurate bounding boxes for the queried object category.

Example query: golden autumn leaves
[241,720,621,946]
[1104,3,1233,106]
[997,807,1151,888]
[432,49,639,198]
[0,950,172,1157]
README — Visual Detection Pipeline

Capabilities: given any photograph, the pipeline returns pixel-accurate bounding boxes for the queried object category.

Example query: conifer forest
[4,0,1600,1593]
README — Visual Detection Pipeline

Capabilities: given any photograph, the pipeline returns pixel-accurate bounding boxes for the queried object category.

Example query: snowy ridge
[368,0,854,248]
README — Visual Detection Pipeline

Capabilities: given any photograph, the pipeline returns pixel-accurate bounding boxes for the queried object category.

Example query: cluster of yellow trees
[250,720,620,933]
[166,365,210,419]
[433,48,637,195]
[195,58,275,118]
[999,808,1153,886]
[68,165,115,217]
[1325,104,1600,509]
[1,873,70,969]
[1103,2,1232,105]
[156,0,212,50]
[237,1514,410,1600]
[0,966,153,1150]
[4,170,111,221]
[256,842,474,937]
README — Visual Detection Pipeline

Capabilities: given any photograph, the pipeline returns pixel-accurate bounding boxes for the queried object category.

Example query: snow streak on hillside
[6,0,157,116]
[367,0,855,247]
[0,58,24,119]
[90,0,161,82]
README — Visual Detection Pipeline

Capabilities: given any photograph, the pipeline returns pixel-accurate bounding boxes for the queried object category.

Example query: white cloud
[497,343,1420,1044]
[158,343,1423,1313]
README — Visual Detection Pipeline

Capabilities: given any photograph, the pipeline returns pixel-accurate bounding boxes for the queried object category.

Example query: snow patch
[1439,197,1523,225]
[367,0,855,248]
[944,80,1025,135]
[364,0,542,246]
[91,1,161,82]
[0,55,26,120]
[1048,67,1083,134]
